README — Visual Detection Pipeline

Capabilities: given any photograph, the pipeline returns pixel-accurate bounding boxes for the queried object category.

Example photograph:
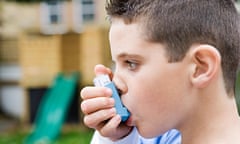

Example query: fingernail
[105,88,112,95]
[115,114,121,123]
[110,108,116,114]
[109,98,115,105]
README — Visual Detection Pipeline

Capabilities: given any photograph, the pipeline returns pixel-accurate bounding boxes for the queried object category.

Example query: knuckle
[102,98,111,107]
[99,126,115,138]
[80,87,89,99]
[102,97,115,108]
[99,129,109,137]
[80,101,88,114]
[83,116,95,128]
[100,109,111,118]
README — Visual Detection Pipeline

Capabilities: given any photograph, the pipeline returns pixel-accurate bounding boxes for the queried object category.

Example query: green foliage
[54,130,94,144]
[0,127,94,144]
[0,131,28,144]
[236,70,240,115]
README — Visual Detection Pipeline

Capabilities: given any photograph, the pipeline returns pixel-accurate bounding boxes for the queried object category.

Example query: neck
[179,89,240,144]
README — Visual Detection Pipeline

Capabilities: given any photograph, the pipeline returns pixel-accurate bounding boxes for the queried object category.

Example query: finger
[80,86,112,100]
[83,108,116,129]
[97,115,132,140]
[81,97,115,115]
[94,64,113,77]
[97,115,121,136]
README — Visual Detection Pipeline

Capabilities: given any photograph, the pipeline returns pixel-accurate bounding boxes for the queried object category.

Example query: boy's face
[109,19,193,138]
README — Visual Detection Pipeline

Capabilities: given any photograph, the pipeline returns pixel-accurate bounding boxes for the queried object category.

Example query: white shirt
[90,128,181,144]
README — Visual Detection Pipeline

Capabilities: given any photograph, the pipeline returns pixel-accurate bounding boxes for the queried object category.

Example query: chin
[137,127,159,138]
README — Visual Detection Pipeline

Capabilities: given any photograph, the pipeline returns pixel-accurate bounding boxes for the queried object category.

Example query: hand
[80,64,133,141]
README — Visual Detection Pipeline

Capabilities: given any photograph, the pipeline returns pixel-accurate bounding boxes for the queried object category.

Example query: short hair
[106,0,240,94]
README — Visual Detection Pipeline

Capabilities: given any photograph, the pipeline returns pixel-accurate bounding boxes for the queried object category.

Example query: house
[0,0,111,123]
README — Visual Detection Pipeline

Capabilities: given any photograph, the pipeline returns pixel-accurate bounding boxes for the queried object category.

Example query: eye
[125,60,138,71]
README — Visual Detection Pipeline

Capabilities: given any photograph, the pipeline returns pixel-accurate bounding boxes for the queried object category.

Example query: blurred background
[0,0,111,143]
[1,0,240,144]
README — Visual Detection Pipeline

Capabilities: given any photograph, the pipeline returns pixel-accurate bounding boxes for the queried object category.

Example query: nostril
[117,88,123,96]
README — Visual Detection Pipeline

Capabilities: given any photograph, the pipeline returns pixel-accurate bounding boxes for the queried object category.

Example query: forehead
[109,19,149,50]
[109,19,146,58]
[109,18,167,61]
[109,19,142,42]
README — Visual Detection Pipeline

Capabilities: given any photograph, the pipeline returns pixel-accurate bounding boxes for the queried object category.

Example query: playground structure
[24,72,79,144]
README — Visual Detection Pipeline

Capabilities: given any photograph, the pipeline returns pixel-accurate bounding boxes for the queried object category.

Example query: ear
[189,44,221,88]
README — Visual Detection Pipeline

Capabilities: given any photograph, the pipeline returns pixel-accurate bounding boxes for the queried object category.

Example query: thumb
[94,64,113,78]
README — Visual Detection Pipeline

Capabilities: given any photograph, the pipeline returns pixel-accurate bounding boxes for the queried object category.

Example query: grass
[0,124,94,144]
[236,70,240,115]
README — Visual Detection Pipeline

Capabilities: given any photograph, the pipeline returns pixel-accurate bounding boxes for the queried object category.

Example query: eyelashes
[125,60,138,71]
[112,59,140,72]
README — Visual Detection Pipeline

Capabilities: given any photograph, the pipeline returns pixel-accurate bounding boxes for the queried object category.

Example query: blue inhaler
[94,75,130,122]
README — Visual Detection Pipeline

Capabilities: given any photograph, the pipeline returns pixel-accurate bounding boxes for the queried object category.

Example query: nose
[112,74,128,96]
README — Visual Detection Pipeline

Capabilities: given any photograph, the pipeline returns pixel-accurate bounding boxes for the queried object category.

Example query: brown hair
[106,0,240,94]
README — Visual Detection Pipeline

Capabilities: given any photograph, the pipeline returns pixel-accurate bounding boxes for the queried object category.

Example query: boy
[81,0,240,143]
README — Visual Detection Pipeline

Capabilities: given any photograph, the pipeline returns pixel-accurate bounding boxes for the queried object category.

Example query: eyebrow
[116,53,144,61]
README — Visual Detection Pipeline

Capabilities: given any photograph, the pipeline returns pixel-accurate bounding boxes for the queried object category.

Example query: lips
[125,115,135,126]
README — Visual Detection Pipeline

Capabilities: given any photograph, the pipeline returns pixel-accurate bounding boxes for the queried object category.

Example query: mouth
[125,115,135,126]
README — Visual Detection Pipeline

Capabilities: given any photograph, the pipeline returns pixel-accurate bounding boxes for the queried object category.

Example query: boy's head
[106,0,240,94]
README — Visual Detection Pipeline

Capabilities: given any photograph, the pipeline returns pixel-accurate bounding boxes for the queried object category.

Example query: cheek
[127,69,189,116]
[127,81,175,136]
[126,79,165,116]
